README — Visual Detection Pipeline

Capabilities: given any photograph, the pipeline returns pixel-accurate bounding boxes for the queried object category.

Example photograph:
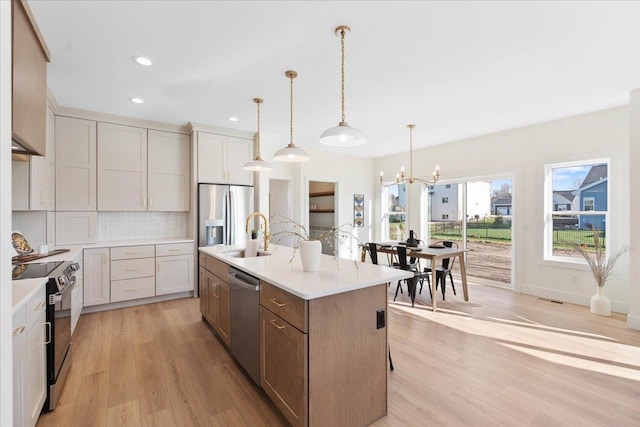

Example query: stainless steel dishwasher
[228,267,260,384]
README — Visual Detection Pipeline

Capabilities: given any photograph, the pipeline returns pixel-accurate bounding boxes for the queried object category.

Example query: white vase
[299,240,322,272]
[245,239,259,257]
[590,287,611,316]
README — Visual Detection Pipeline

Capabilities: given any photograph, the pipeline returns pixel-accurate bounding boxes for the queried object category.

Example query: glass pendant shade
[273,144,309,162]
[319,123,366,147]
[244,156,272,172]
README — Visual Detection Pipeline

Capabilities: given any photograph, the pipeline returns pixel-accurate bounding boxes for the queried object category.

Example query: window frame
[544,159,609,264]
[381,183,407,241]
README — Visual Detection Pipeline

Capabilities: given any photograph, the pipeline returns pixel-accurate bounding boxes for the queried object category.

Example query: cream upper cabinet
[98,123,148,211]
[148,130,190,211]
[12,105,56,211]
[197,131,252,185]
[55,116,97,211]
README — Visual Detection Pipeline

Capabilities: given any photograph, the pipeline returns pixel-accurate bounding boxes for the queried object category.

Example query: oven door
[47,275,75,410]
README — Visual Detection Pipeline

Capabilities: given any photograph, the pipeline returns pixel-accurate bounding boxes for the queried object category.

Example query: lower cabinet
[260,281,388,427]
[84,242,194,307]
[260,306,308,426]
[13,284,47,427]
[200,255,230,347]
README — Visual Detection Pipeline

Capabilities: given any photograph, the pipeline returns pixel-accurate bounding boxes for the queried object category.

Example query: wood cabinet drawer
[26,286,46,330]
[111,258,155,281]
[111,277,155,303]
[111,245,155,260]
[260,281,308,333]
[205,255,229,281]
[156,242,193,257]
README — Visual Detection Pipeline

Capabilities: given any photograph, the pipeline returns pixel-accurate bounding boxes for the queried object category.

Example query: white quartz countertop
[199,244,413,300]
[13,278,47,312]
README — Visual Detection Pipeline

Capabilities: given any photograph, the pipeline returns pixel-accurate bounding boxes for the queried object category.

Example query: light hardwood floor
[38,283,640,426]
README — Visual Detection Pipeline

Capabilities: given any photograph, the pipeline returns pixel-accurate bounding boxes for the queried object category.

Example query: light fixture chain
[340,28,346,124]
[409,125,413,180]
[256,100,261,156]
[289,73,294,145]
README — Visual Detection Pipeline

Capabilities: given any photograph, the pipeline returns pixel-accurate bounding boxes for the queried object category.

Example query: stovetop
[12,261,63,280]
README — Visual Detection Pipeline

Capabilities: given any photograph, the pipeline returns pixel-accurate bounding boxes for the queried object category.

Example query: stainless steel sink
[224,250,272,258]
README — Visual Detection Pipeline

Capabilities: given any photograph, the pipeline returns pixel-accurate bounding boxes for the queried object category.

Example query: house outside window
[545,160,609,261]
[383,183,407,240]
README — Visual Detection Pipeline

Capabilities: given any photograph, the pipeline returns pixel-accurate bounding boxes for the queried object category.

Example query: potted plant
[250,229,258,240]
[569,225,630,316]
[269,214,362,272]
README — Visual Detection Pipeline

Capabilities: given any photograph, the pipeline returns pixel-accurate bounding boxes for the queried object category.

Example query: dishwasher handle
[228,272,260,292]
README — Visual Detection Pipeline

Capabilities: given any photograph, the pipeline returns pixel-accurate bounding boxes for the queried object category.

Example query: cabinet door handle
[126,288,140,292]
[270,319,285,330]
[169,248,181,252]
[143,197,147,207]
[34,301,46,310]
[270,298,285,307]
[157,262,160,272]
[103,254,108,265]
[125,267,139,271]
[44,322,52,344]
[149,198,153,207]
[12,326,26,337]
[125,251,139,255]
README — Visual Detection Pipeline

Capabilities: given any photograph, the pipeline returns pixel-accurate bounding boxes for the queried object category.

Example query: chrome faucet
[245,212,270,251]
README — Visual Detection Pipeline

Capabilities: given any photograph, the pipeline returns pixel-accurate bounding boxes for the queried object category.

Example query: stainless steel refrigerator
[198,184,254,248]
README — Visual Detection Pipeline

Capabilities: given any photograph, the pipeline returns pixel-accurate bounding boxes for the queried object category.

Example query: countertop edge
[13,278,47,312]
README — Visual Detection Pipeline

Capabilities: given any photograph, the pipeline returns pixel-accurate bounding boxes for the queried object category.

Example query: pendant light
[380,124,440,187]
[243,98,273,172]
[319,25,366,147]
[273,70,309,162]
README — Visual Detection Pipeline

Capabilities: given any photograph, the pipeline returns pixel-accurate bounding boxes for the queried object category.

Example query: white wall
[0,1,13,423]
[376,106,632,314]
[628,90,640,329]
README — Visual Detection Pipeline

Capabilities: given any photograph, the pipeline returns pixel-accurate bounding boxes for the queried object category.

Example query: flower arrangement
[269,214,362,268]
[569,225,630,288]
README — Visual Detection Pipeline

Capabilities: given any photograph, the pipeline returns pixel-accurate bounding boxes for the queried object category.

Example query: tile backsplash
[98,212,188,241]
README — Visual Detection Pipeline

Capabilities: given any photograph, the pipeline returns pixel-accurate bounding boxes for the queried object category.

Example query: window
[442,197,449,204]
[442,214,449,220]
[583,197,595,211]
[445,184,451,189]
[383,183,407,240]
[545,160,609,262]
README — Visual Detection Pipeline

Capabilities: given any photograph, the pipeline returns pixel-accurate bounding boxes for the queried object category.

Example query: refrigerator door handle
[228,189,235,245]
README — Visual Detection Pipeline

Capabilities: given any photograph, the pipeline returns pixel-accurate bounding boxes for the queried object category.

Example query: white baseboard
[81,291,194,314]
[520,284,629,314]
[627,314,640,330]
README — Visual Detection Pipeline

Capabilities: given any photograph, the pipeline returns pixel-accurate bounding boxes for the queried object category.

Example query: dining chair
[422,240,458,300]
[392,245,428,307]
[367,242,380,265]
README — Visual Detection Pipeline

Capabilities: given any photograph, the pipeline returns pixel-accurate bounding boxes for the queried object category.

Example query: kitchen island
[198,244,412,427]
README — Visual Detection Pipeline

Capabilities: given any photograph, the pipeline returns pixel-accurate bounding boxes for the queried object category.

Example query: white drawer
[156,242,193,257]
[26,286,47,330]
[111,245,155,261]
[111,277,155,303]
[111,258,155,281]
[13,304,27,338]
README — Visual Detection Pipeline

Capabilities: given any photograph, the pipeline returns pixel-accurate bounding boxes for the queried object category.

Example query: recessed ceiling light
[228,116,238,122]
[132,56,152,66]
[129,97,144,104]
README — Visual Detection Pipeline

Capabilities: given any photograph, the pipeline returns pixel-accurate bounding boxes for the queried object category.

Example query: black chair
[422,240,458,300]
[392,245,428,307]
[367,242,380,265]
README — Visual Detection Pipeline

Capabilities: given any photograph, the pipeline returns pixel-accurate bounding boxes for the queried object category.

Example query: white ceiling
[30,1,640,158]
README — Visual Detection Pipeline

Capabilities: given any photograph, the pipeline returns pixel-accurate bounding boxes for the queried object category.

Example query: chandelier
[380,124,440,187]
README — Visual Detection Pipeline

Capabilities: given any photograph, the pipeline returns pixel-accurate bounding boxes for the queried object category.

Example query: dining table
[364,241,469,311]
